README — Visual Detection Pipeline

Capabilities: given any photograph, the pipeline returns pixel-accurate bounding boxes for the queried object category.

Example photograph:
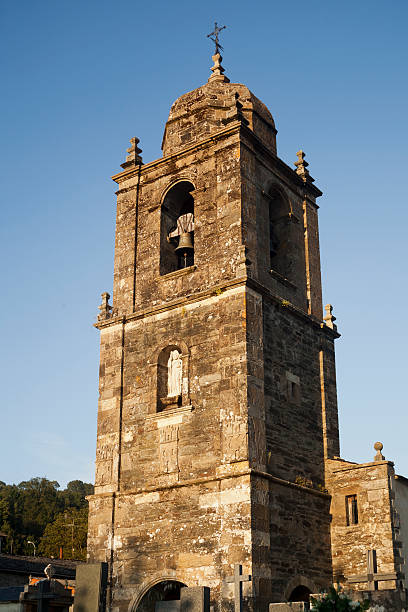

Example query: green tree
[38,507,88,560]
[0,477,93,556]
[17,478,61,538]
[60,480,94,510]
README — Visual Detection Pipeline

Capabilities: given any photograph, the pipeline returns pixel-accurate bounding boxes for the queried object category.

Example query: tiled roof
[0,554,81,579]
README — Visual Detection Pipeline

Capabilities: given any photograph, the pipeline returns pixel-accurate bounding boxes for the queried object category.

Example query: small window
[346,494,358,525]
[285,371,300,404]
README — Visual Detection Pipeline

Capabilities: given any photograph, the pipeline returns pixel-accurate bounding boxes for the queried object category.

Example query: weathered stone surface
[87,61,337,611]
[269,604,309,612]
[181,586,210,611]
[327,457,403,591]
[87,58,407,612]
[73,562,108,612]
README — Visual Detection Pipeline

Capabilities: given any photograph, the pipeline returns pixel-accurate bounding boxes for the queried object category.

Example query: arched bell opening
[160,181,195,275]
[135,580,187,612]
[288,585,311,603]
[267,186,293,280]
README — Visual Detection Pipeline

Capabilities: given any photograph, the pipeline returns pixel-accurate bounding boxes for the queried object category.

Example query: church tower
[87,47,341,612]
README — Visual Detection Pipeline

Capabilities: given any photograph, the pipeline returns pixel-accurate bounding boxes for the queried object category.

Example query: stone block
[181,586,210,612]
[269,604,309,612]
[73,562,108,612]
[156,603,180,611]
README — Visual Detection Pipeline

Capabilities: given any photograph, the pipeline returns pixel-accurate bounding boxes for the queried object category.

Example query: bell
[175,231,194,253]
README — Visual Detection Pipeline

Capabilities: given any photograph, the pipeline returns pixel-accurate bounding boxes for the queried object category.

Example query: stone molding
[145,404,194,423]
[112,123,243,184]
[90,467,331,500]
[269,268,298,290]
[156,265,197,282]
[331,459,394,473]
[112,121,321,199]
[94,277,339,339]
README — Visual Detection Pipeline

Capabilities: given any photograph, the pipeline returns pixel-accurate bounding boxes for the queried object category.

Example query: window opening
[268,188,292,279]
[160,181,195,275]
[346,494,358,525]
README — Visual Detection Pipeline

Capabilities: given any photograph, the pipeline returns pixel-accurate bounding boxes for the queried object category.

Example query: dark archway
[136,580,187,612]
[288,585,311,602]
[268,186,293,280]
[160,181,195,275]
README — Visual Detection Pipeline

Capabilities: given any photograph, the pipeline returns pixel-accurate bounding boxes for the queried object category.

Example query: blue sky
[1,1,407,487]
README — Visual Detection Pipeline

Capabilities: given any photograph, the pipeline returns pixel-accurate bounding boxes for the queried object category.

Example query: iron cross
[207,21,226,54]
[225,564,251,612]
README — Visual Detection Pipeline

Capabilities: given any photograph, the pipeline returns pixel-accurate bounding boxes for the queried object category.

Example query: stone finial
[294,150,314,184]
[208,53,230,83]
[121,137,142,169]
[97,292,112,321]
[374,441,385,462]
[324,304,337,331]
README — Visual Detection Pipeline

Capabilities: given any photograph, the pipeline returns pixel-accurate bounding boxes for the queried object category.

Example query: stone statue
[167,350,182,397]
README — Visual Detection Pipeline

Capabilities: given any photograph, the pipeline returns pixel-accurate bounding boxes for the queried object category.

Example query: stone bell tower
[87,48,340,612]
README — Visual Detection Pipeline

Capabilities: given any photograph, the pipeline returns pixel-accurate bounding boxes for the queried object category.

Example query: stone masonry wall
[112,130,242,317]
[268,480,332,601]
[394,475,408,589]
[263,298,338,485]
[110,474,253,611]
[327,459,402,589]
[88,71,340,612]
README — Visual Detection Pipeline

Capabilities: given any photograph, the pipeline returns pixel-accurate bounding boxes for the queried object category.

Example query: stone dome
[162,79,277,157]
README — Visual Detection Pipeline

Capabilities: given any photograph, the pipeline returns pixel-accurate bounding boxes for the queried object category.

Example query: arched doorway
[288,585,311,602]
[136,580,187,612]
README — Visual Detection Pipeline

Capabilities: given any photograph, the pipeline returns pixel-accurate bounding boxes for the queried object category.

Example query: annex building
[86,47,408,612]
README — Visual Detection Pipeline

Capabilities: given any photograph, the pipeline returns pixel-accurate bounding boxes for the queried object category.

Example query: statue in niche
[167,350,182,397]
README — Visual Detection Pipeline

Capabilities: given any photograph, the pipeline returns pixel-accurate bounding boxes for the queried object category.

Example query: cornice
[89,467,330,500]
[94,274,339,339]
[112,121,322,206]
[111,122,243,185]
[239,124,323,200]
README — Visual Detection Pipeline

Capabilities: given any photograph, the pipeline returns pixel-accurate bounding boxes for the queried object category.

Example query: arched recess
[288,585,312,602]
[151,340,190,412]
[265,184,294,280]
[284,575,317,603]
[160,180,195,275]
[130,578,187,612]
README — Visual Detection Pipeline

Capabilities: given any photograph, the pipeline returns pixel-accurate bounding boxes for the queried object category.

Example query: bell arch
[265,183,294,280]
[160,180,195,275]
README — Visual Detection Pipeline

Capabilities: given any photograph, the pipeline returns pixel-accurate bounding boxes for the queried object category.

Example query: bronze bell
[175,231,194,253]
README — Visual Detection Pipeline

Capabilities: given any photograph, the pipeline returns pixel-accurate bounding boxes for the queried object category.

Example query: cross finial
[207,21,226,54]
[207,22,229,83]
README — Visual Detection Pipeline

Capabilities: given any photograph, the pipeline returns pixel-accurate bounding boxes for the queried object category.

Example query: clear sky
[1,1,407,487]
